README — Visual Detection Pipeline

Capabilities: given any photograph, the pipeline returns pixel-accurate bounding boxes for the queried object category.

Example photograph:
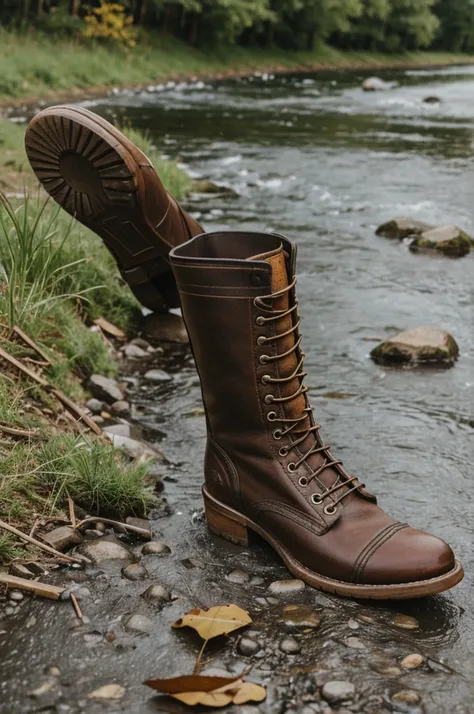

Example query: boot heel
[204,495,249,546]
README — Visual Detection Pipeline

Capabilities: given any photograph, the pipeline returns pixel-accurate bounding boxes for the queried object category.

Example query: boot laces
[254,278,364,512]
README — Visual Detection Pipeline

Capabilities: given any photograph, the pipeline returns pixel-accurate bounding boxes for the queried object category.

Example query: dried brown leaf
[172,604,252,641]
[144,675,240,695]
[143,674,266,708]
[93,317,126,340]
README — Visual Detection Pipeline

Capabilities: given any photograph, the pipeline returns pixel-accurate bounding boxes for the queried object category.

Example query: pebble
[268,579,305,595]
[280,604,321,630]
[41,526,83,551]
[110,400,130,416]
[345,636,366,649]
[77,537,135,565]
[124,614,153,634]
[126,516,151,531]
[86,398,104,414]
[130,338,151,350]
[88,683,125,700]
[84,529,104,538]
[5,606,15,616]
[347,619,360,630]
[122,563,148,581]
[321,681,355,704]
[144,369,172,383]
[88,374,123,404]
[9,590,24,602]
[238,637,261,656]
[401,654,424,670]
[392,615,419,630]
[226,569,250,584]
[279,636,301,654]
[141,541,171,555]
[141,584,171,602]
[381,666,402,676]
[391,690,421,705]
[249,576,265,586]
[95,522,106,533]
[91,415,104,424]
[123,343,148,359]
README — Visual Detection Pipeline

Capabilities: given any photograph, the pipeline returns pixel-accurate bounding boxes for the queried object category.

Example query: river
[1,65,474,713]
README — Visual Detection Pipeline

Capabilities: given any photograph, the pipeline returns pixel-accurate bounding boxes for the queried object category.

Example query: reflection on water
[88,66,474,703]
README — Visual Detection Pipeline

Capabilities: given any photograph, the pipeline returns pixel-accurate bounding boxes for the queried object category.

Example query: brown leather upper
[170,231,455,586]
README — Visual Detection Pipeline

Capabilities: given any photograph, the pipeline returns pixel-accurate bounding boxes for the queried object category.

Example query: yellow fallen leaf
[173,691,233,707]
[233,682,267,705]
[143,674,266,708]
[172,604,252,641]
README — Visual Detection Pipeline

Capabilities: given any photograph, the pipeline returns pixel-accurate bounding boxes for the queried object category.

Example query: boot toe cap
[360,526,456,586]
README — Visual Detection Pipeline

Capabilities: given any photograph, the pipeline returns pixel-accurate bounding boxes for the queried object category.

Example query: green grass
[1,29,473,102]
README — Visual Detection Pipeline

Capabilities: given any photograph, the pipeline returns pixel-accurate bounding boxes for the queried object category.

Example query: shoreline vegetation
[0,122,191,564]
[1,30,474,109]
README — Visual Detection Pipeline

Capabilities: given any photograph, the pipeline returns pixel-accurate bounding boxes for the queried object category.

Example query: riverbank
[0,124,192,564]
[1,29,474,109]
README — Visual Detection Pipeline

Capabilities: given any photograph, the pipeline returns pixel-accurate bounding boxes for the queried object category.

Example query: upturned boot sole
[25,105,197,310]
[203,487,464,600]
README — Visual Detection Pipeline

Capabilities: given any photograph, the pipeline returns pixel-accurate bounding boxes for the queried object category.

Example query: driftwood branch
[0,573,65,600]
[74,516,152,540]
[0,424,44,440]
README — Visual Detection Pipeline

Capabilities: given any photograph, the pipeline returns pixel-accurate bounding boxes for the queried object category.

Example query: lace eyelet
[311,494,323,505]
[273,429,283,440]
[267,411,277,422]
[261,374,271,385]
[264,394,274,404]
[279,446,288,457]
[253,298,260,308]
[257,336,267,346]
[287,462,296,473]
[260,355,269,364]
[256,316,265,326]
[298,476,308,487]
[324,505,337,516]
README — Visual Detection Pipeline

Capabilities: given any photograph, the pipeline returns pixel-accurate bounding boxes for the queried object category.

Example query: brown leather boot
[25,105,202,311]
[170,231,464,599]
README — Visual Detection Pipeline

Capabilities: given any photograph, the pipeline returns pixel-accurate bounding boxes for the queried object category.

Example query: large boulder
[409,225,472,258]
[370,327,459,367]
[362,77,393,92]
[376,217,433,240]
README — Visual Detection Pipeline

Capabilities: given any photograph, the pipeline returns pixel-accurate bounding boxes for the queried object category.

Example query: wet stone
[376,216,432,240]
[268,579,305,595]
[9,590,24,602]
[381,666,402,676]
[142,540,171,555]
[142,312,189,344]
[110,400,130,416]
[77,537,135,565]
[124,614,153,634]
[238,636,261,656]
[126,516,151,531]
[280,604,321,631]
[88,374,123,404]
[124,343,148,359]
[321,681,355,704]
[345,636,365,649]
[141,584,171,602]
[144,369,172,383]
[391,690,421,705]
[249,576,265,586]
[226,569,250,584]
[4,606,15,616]
[84,529,104,538]
[401,654,424,670]
[106,433,163,462]
[86,398,103,414]
[409,224,472,257]
[42,526,83,552]
[122,563,148,581]
[371,327,459,367]
[392,615,419,631]
[347,619,360,630]
[279,636,301,654]
[9,563,35,579]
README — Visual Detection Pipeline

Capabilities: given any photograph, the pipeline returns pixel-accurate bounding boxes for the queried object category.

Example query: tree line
[1,0,474,53]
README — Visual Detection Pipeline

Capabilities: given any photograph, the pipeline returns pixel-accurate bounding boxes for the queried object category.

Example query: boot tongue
[250,245,309,429]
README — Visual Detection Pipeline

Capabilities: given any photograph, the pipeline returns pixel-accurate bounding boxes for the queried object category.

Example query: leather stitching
[353,523,408,583]
[208,438,240,498]
[250,499,328,535]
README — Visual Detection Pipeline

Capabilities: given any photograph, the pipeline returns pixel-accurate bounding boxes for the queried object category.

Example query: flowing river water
[1,66,474,713]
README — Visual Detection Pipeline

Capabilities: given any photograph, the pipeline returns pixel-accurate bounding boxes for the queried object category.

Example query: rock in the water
[321,681,355,704]
[144,369,172,383]
[409,224,472,257]
[371,327,459,367]
[123,343,148,359]
[280,604,321,631]
[238,636,261,656]
[88,375,123,404]
[391,615,419,630]
[126,516,151,531]
[88,684,125,701]
[41,526,82,552]
[226,569,250,584]
[375,216,432,239]
[142,312,189,344]
[124,613,153,634]
[142,540,171,555]
[279,636,301,654]
[110,400,130,416]
[423,96,441,104]
[391,690,421,705]
[141,584,171,602]
[86,398,104,414]
[401,654,424,670]
[362,76,393,91]
[122,563,148,581]
[192,180,238,197]
[77,537,135,565]
[268,579,305,595]
[105,433,163,462]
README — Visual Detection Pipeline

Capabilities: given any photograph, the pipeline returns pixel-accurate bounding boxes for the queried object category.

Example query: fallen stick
[0,518,85,564]
[70,592,84,622]
[0,573,65,601]
[0,424,44,440]
[0,345,48,386]
[68,496,76,528]
[12,325,51,364]
[74,516,152,540]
